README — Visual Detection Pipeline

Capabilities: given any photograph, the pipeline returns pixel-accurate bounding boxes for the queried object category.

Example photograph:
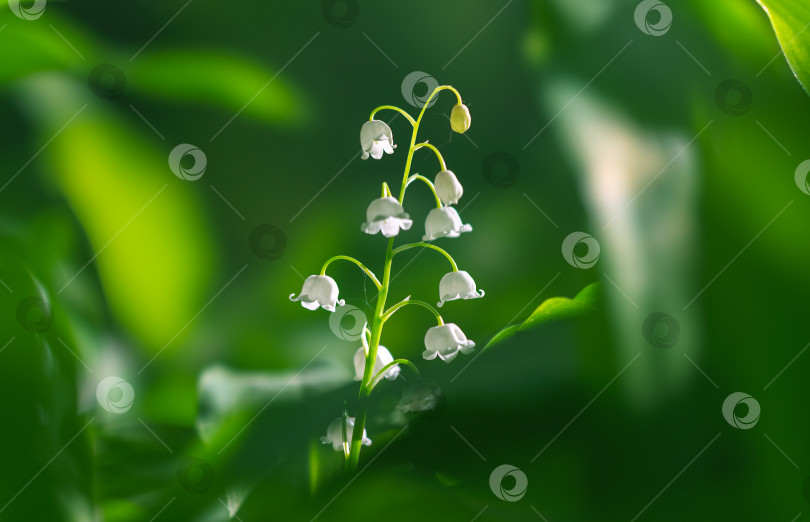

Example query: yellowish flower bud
[450,103,471,133]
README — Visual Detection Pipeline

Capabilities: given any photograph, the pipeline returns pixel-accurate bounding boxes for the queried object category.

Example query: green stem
[382,297,443,324]
[346,238,394,472]
[392,242,459,271]
[320,255,382,290]
[369,105,416,126]
[398,85,460,204]
[368,359,421,390]
[414,142,447,170]
[347,87,460,472]
[404,174,442,208]
[341,407,349,460]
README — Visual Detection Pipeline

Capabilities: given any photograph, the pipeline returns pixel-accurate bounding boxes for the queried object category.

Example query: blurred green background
[1,0,809,520]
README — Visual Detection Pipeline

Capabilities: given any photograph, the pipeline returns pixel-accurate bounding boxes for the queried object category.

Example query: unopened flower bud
[450,103,471,133]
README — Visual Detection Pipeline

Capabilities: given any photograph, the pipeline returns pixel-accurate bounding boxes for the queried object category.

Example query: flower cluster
[289,87,481,469]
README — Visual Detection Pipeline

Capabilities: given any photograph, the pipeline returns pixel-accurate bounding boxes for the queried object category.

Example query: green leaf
[129,50,312,127]
[16,75,217,351]
[757,0,810,94]
[0,18,90,86]
[483,282,601,351]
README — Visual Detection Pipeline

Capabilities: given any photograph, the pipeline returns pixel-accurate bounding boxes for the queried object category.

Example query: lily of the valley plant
[289,85,481,472]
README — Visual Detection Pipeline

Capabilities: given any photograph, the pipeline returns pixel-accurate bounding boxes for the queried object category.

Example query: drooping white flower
[320,417,371,452]
[423,323,475,363]
[437,270,485,307]
[422,207,471,241]
[289,275,345,312]
[434,170,463,205]
[360,120,395,160]
[353,345,400,381]
[362,197,413,237]
[450,103,471,133]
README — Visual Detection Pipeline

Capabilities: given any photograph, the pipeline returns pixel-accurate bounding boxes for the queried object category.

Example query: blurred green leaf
[18,75,216,351]
[196,363,351,445]
[129,50,312,127]
[757,0,810,94]
[0,237,92,520]
[0,19,89,85]
[483,283,601,351]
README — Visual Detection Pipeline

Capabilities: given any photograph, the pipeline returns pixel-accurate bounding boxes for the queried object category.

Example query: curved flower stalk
[291,83,483,473]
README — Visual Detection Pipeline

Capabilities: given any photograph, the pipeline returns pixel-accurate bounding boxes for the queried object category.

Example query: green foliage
[483,283,601,351]
[757,0,810,94]
[130,50,312,126]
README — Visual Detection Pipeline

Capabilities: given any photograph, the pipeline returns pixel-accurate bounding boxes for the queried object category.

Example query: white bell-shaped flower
[423,323,475,363]
[434,170,463,205]
[353,345,400,381]
[437,270,485,307]
[362,197,413,237]
[422,207,471,241]
[360,120,395,160]
[320,417,371,452]
[289,275,345,312]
